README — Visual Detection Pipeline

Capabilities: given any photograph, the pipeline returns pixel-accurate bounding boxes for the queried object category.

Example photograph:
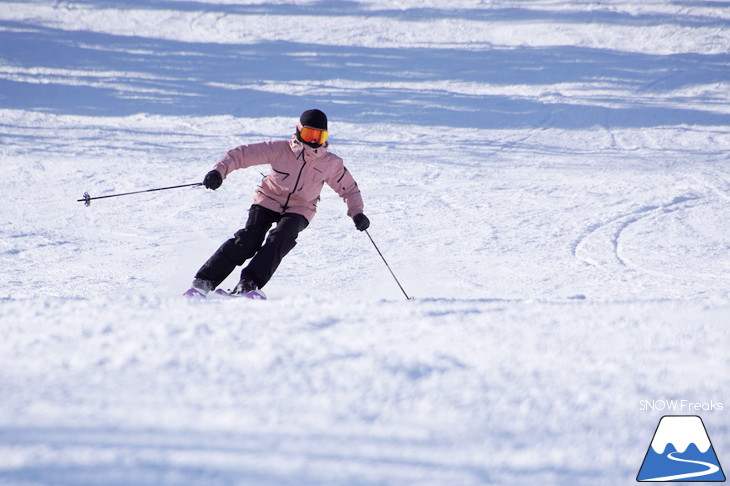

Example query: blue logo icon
[637,415,725,482]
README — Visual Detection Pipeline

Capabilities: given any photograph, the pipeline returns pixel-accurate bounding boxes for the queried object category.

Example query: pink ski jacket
[212,135,364,222]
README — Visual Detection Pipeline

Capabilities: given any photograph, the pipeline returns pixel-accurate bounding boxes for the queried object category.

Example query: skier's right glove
[203,170,223,190]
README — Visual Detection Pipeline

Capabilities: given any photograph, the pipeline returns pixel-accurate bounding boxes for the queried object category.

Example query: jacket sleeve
[212,141,273,179]
[326,159,365,218]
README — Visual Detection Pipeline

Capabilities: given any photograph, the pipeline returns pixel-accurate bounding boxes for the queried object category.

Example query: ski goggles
[298,123,328,145]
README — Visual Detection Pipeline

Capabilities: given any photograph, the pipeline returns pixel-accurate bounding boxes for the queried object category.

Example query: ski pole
[364,229,413,300]
[77,182,203,206]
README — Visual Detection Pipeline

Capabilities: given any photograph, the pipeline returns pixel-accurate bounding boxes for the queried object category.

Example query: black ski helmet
[299,109,328,131]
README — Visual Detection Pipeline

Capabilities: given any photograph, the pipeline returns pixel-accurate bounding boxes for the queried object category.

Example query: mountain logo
[637,415,726,482]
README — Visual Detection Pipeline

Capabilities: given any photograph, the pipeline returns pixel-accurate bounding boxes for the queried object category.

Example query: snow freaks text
[639,400,724,412]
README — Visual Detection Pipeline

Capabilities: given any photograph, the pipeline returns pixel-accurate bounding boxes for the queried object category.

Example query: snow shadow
[0,425,630,485]
[1,4,729,129]
[0,426,496,486]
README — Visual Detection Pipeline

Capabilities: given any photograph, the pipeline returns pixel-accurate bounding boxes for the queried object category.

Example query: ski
[183,287,206,299]
[212,288,267,300]
[183,288,267,300]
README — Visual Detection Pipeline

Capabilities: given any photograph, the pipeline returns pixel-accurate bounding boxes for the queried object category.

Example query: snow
[650,416,711,454]
[1,1,729,485]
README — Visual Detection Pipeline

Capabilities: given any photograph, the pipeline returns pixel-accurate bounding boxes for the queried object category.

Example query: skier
[184,109,370,298]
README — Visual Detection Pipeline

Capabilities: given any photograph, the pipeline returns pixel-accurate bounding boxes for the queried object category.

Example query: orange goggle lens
[299,125,328,145]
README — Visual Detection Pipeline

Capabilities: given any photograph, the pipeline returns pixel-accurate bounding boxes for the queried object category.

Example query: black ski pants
[195,204,309,289]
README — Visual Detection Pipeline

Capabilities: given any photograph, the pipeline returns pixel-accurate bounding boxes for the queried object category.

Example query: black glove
[353,213,370,231]
[203,170,222,190]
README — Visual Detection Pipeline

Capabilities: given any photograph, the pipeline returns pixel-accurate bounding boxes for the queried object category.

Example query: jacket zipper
[282,149,307,212]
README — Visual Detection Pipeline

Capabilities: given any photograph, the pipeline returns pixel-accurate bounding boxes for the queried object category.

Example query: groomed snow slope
[1,1,729,485]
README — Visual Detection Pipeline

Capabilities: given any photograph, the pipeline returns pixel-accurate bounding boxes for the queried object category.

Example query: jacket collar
[289,134,328,159]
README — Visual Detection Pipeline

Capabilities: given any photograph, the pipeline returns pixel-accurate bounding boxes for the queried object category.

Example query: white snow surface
[650,416,712,454]
[1,1,729,485]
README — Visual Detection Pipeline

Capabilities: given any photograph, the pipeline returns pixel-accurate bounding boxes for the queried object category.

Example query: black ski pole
[364,229,413,300]
[77,182,203,206]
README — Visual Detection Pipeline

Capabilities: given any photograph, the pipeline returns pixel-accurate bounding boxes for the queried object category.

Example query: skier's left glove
[353,213,370,231]
[203,170,223,190]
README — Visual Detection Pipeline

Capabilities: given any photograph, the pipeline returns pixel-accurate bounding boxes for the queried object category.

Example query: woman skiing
[184,109,369,298]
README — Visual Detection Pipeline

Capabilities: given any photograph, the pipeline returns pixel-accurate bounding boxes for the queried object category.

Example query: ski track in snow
[1,1,730,485]
[644,451,720,482]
